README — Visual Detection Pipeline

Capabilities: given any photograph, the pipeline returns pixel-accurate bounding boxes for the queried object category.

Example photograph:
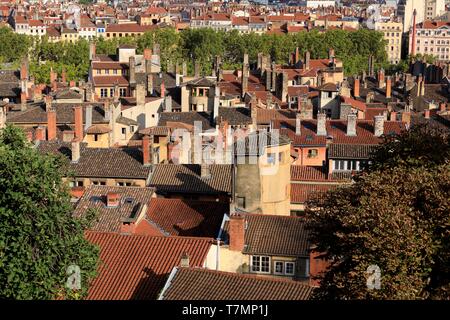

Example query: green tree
[0,125,99,299]
[305,125,450,300]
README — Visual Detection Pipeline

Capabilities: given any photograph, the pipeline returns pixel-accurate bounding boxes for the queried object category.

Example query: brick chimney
[35,126,46,141]
[73,105,83,140]
[317,113,327,136]
[390,111,397,121]
[353,76,360,97]
[295,47,300,65]
[374,115,384,137]
[47,109,56,140]
[144,48,152,74]
[44,95,53,112]
[20,59,28,80]
[69,80,76,87]
[424,109,430,119]
[142,135,151,166]
[33,86,42,102]
[386,76,392,99]
[160,81,165,97]
[61,69,67,84]
[106,192,120,207]
[377,69,385,88]
[229,214,245,252]
[71,138,80,163]
[347,113,357,136]
[242,53,249,97]
[147,74,154,96]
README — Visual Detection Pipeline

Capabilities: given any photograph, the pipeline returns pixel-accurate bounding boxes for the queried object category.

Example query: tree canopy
[0,26,391,83]
[0,125,99,299]
[305,125,450,300]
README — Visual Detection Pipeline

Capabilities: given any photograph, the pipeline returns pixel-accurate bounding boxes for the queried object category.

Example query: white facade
[409,22,450,61]
[300,0,336,8]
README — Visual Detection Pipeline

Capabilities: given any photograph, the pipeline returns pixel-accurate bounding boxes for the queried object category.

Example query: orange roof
[341,96,367,112]
[85,232,212,300]
[420,20,450,29]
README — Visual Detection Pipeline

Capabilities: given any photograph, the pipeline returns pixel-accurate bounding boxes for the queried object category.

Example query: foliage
[305,125,450,299]
[0,25,389,82]
[0,27,31,63]
[0,125,100,299]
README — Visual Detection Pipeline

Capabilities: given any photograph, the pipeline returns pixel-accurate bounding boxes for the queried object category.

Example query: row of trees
[0,26,392,83]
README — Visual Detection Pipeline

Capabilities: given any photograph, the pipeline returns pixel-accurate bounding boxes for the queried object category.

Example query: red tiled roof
[291,183,338,204]
[160,267,313,300]
[85,232,212,300]
[143,198,228,237]
[291,165,327,181]
[420,20,450,29]
[341,96,367,112]
[92,62,128,70]
[92,76,129,86]
[106,23,156,33]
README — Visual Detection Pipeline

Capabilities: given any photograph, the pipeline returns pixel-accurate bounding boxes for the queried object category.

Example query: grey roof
[37,141,151,179]
[328,143,378,159]
[116,116,138,126]
[234,131,291,157]
[218,107,252,126]
[0,70,20,98]
[158,111,213,129]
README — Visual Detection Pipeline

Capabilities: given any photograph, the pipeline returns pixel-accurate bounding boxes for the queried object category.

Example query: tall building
[408,20,450,61]
[374,21,403,64]
[398,0,446,32]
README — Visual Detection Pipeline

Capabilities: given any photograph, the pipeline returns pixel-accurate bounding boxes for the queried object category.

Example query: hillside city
[0,0,449,302]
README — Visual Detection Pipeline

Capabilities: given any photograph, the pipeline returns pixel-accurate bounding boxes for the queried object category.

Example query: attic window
[124,197,134,204]
[306,135,313,141]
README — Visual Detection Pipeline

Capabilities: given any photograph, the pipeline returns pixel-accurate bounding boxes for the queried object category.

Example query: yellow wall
[83,132,110,148]
[64,177,147,188]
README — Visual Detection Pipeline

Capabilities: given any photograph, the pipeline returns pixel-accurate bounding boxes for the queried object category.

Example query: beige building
[374,21,403,64]
[399,0,446,32]
[409,20,450,61]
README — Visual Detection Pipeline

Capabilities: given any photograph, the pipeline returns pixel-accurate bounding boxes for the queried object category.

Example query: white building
[409,20,450,61]
[398,0,446,32]
[299,0,336,8]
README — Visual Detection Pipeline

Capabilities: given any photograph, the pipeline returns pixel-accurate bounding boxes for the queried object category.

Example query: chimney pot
[47,109,57,140]
[346,113,357,136]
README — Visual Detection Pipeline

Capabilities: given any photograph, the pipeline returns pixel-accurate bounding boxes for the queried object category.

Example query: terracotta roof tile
[291,183,338,204]
[160,267,313,300]
[85,232,212,300]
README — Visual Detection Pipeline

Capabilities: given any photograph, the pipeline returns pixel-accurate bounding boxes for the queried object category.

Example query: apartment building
[398,0,446,32]
[374,21,403,64]
[409,20,450,61]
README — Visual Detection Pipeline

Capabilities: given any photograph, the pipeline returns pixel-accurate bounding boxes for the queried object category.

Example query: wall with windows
[294,146,327,166]
[84,132,110,148]
[329,158,369,173]
[63,177,147,188]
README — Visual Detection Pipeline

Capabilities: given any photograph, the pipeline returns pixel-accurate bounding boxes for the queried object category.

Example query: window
[121,128,126,137]
[308,149,318,158]
[267,153,276,165]
[278,152,284,163]
[109,88,114,97]
[100,88,108,98]
[113,69,118,75]
[251,256,270,273]
[94,134,99,141]
[119,88,127,97]
[274,261,284,274]
[130,126,135,132]
[92,180,106,186]
[75,180,83,187]
[285,262,295,275]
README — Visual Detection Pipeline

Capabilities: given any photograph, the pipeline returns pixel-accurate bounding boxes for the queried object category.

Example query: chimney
[106,192,120,207]
[71,138,80,163]
[346,113,357,136]
[411,9,417,56]
[136,83,146,106]
[160,81,165,97]
[147,74,154,96]
[20,91,27,110]
[47,109,56,140]
[354,76,360,97]
[368,55,375,77]
[386,76,392,99]
[85,82,94,102]
[73,106,83,140]
[295,113,301,135]
[201,163,211,179]
[251,105,257,129]
[194,61,200,78]
[85,105,92,131]
[271,62,276,93]
[265,69,272,91]
[35,126,46,141]
[142,135,151,166]
[295,47,300,65]
[242,53,249,96]
[44,95,53,112]
[281,72,288,103]
[317,113,327,136]
[0,106,5,129]
[182,61,187,77]
[377,69,385,88]
[63,130,75,142]
[390,111,397,121]
[104,99,111,121]
[69,80,76,87]
[229,214,245,252]
[328,48,335,59]
[129,56,136,85]
[304,51,310,70]
[144,48,152,74]
[113,82,120,102]
[420,78,426,96]
[424,109,430,119]
[20,58,28,80]
[180,253,190,268]
[89,41,96,61]
[50,68,57,85]
[165,95,172,112]
[374,115,384,137]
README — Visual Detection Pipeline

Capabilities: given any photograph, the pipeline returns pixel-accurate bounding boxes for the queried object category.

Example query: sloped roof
[85,232,212,300]
[160,267,313,300]
[291,183,339,204]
